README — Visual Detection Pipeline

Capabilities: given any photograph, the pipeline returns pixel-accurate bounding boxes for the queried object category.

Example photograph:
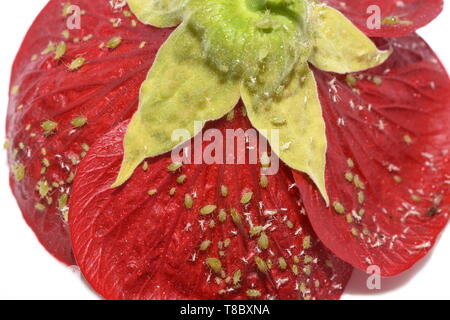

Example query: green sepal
[309,3,391,74]
[112,24,241,187]
[242,63,329,204]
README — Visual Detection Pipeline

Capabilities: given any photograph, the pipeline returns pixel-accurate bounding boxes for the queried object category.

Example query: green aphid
[81,143,90,152]
[177,174,186,184]
[278,257,287,270]
[303,265,312,276]
[42,158,50,168]
[291,264,299,275]
[354,174,365,189]
[58,193,69,209]
[249,226,263,236]
[346,213,353,224]
[271,117,287,126]
[71,116,87,128]
[372,76,382,86]
[230,208,242,224]
[41,42,56,55]
[382,16,413,26]
[167,162,182,172]
[246,289,261,298]
[347,158,355,168]
[184,193,193,209]
[199,240,211,251]
[11,85,20,95]
[346,74,357,87]
[233,269,241,286]
[333,201,345,214]
[37,180,50,198]
[54,41,67,60]
[257,232,269,250]
[218,209,227,223]
[200,205,217,215]
[303,235,311,249]
[358,191,365,205]
[240,192,253,204]
[220,185,228,197]
[41,120,58,136]
[13,162,25,181]
[345,172,354,182]
[260,175,269,188]
[255,257,268,273]
[107,36,122,49]
[35,203,46,212]
[206,257,222,273]
[69,57,85,71]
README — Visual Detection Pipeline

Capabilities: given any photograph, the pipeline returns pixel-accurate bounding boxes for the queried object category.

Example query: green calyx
[129,0,312,99]
[115,0,392,205]
[185,0,311,99]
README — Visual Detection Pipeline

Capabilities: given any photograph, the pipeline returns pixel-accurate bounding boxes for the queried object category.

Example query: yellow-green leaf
[242,64,329,205]
[308,3,391,74]
[127,0,186,28]
[112,24,240,187]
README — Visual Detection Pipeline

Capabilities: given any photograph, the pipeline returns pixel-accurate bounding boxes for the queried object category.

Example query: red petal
[69,110,352,300]
[6,0,171,264]
[295,34,450,276]
[322,0,443,37]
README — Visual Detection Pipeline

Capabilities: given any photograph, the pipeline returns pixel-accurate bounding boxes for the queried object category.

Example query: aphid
[71,117,87,128]
[240,192,253,204]
[333,201,345,214]
[206,258,222,274]
[345,172,353,182]
[200,205,217,215]
[54,42,66,60]
[69,57,86,71]
[218,209,227,223]
[271,117,287,126]
[278,257,287,270]
[233,270,241,286]
[35,203,46,212]
[184,194,193,209]
[303,236,311,249]
[255,257,268,273]
[246,289,261,298]
[257,232,269,250]
[107,36,122,49]
[41,120,57,136]
[220,185,228,197]
[260,175,269,188]
[199,240,211,251]
[177,174,186,184]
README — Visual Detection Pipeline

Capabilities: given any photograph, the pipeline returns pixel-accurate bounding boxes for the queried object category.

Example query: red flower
[6,0,448,299]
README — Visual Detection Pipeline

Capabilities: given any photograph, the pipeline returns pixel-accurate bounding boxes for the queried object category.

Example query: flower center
[185,0,312,99]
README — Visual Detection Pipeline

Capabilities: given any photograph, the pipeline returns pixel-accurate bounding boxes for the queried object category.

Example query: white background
[0,1,449,300]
